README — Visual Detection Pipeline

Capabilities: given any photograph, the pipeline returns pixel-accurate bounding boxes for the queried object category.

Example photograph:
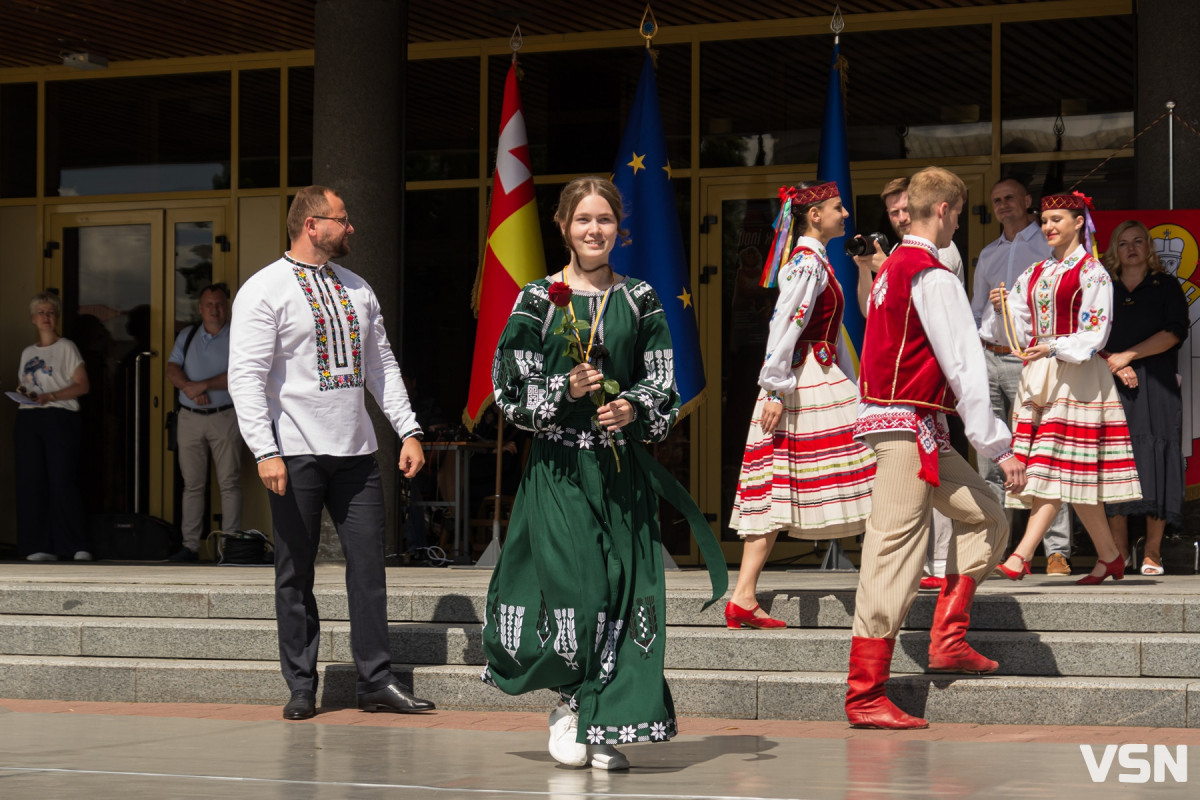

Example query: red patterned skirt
[729,351,875,539]
[1008,356,1142,507]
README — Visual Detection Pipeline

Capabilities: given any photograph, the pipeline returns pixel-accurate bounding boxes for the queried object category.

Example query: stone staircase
[1,566,1199,727]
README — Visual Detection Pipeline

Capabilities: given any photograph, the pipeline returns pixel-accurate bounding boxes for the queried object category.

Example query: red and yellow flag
[465,60,545,428]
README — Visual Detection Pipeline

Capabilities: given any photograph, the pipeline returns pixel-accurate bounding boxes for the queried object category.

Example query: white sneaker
[73,551,92,562]
[587,743,630,770]
[547,704,587,767]
[26,552,56,562]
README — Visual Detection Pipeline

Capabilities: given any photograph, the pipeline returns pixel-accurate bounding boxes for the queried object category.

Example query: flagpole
[468,24,532,568]
[1168,100,1176,210]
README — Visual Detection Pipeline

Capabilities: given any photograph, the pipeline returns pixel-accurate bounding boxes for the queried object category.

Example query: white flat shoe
[548,705,587,767]
[1141,560,1165,576]
[587,743,629,770]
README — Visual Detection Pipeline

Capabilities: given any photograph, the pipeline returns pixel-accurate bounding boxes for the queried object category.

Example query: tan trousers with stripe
[852,431,1008,640]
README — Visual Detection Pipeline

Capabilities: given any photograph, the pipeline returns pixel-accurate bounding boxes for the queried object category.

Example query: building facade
[1,0,1192,563]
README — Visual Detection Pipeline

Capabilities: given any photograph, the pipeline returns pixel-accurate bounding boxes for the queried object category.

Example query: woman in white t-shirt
[14,292,91,561]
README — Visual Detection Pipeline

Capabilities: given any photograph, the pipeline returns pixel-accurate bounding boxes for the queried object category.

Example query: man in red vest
[846,166,1027,729]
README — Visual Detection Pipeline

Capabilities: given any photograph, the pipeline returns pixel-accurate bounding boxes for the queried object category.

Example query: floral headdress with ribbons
[1042,191,1099,258]
[760,181,840,288]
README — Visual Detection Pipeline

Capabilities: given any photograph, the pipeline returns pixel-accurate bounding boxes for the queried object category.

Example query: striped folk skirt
[729,351,875,539]
[1007,355,1142,507]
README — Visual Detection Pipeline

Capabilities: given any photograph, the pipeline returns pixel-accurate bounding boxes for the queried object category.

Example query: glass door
[44,206,228,525]
[47,210,165,519]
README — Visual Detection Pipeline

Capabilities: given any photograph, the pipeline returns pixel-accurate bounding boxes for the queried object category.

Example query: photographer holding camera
[853,176,964,317]
[851,176,966,589]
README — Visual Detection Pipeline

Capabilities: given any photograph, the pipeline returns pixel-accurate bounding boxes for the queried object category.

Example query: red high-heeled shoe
[1076,554,1126,585]
[995,553,1031,581]
[724,600,786,629]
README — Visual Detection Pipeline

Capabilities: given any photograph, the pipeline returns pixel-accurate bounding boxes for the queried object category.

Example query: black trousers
[13,408,87,557]
[268,454,394,695]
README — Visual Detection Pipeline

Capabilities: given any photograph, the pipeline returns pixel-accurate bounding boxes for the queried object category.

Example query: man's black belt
[181,404,234,415]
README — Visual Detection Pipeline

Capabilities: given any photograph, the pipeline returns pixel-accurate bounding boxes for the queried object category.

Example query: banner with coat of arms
[1094,210,1200,497]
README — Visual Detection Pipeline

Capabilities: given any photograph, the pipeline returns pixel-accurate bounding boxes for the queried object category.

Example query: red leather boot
[845,636,929,729]
[927,574,998,674]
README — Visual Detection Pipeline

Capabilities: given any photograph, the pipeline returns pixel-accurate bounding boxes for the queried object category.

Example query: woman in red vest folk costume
[727,181,875,629]
[985,192,1142,585]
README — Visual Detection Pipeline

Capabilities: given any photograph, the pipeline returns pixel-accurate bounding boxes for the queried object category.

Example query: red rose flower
[548,281,573,307]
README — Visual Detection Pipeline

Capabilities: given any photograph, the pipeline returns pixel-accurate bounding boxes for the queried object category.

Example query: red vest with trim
[790,247,844,365]
[859,244,957,414]
[1025,254,1088,344]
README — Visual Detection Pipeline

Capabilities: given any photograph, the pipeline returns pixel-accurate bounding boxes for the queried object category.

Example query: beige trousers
[852,431,1008,639]
[177,406,243,549]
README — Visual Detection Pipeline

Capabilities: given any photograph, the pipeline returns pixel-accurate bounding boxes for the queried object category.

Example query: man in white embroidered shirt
[228,185,434,721]
[846,167,1026,730]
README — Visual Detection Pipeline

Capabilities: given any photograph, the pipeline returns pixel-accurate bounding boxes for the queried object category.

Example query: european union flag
[818,40,866,357]
[610,50,705,416]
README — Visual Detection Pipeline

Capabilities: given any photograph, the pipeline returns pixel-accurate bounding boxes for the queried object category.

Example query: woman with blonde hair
[1101,220,1188,575]
[986,193,1141,585]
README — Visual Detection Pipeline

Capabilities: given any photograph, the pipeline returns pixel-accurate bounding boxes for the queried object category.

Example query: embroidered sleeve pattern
[294,266,363,390]
[620,284,680,443]
[1056,258,1113,363]
[492,286,573,432]
[758,252,827,393]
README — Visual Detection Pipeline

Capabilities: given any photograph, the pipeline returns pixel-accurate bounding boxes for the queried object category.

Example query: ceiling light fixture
[62,52,108,70]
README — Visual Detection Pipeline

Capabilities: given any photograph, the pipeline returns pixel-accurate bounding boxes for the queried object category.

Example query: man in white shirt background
[971,178,1073,576]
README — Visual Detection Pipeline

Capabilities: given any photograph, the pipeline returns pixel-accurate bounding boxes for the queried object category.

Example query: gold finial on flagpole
[831,5,845,44]
[640,5,659,47]
[640,5,659,66]
[510,24,523,63]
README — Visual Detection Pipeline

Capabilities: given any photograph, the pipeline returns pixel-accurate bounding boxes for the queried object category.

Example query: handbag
[216,529,274,566]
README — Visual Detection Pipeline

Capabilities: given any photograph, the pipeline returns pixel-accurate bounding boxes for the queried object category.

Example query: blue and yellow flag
[818,40,866,358]
[610,50,705,417]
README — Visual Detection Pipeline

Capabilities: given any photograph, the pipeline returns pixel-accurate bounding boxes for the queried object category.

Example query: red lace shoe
[1076,554,1126,585]
[724,600,786,629]
[995,553,1031,581]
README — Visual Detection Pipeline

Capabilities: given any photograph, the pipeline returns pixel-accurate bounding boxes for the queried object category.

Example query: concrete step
[1,655,1195,728]
[1,581,1194,632]
[4,616,1199,680]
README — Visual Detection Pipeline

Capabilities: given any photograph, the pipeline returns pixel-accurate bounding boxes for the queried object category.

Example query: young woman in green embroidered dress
[480,177,724,771]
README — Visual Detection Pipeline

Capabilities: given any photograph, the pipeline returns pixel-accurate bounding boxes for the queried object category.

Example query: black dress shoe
[168,547,198,562]
[358,682,435,713]
[283,690,316,720]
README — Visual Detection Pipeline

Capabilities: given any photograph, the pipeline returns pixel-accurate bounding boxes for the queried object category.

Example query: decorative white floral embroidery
[553,608,579,670]
[499,603,525,664]
[577,431,595,449]
[599,619,623,684]
[619,725,638,743]
[650,419,668,437]
[548,373,566,391]
[587,725,606,744]
[595,612,607,652]
[872,271,888,308]
[544,423,564,442]
[650,721,669,741]
[536,400,557,420]
[599,430,615,449]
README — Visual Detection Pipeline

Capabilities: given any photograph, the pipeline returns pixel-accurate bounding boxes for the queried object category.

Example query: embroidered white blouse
[758,236,854,393]
[979,244,1113,364]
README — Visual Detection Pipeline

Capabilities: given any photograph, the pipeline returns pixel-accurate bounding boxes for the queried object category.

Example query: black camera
[845,232,891,257]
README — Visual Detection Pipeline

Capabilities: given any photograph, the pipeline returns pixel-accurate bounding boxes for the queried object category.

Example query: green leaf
[573,321,590,331]
[602,379,620,395]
